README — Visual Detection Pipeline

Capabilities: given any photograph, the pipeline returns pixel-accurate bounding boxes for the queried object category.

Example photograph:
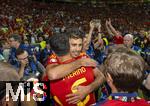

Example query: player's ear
[106,73,117,92]
[106,73,114,88]
[106,73,113,84]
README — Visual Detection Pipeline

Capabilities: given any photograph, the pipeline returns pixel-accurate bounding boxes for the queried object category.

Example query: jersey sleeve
[47,53,59,65]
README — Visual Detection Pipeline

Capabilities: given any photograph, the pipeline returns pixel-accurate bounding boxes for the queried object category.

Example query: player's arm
[46,58,98,80]
[87,67,105,93]
[66,68,105,104]
[46,61,81,80]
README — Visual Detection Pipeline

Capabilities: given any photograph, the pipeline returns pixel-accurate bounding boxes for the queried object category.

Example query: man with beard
[45,28,104,106]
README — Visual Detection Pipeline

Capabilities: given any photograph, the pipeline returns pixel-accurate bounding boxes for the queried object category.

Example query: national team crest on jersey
[47,53,59,64]
[50,58,57,63]
[49,53,96,106]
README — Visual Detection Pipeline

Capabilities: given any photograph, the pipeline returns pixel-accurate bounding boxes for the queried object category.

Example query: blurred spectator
[16,49,45,80]
[97,47,149,106]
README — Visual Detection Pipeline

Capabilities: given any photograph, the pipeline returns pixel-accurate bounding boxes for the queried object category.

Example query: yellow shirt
[40,41,46,50]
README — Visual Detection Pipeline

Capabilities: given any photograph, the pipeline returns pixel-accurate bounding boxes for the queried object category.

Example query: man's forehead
[23,51,28,56]
[18,51,28,56]
[69,39,83,44]
[69,38,83,41]
[124,36,132,40]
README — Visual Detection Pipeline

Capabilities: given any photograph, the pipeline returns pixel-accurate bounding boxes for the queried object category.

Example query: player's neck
[112,87,129,94]
[59,54,72,62]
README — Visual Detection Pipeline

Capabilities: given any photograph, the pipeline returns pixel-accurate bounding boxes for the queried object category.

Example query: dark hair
[104,47,145,92]
[67,27,85,40]
[38,35,45,41]
[16,48,25,56]
[9,34,22,43]
[49,33,69,56]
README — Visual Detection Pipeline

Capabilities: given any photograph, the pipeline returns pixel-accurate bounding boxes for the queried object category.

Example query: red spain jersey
[45,53,96,106]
